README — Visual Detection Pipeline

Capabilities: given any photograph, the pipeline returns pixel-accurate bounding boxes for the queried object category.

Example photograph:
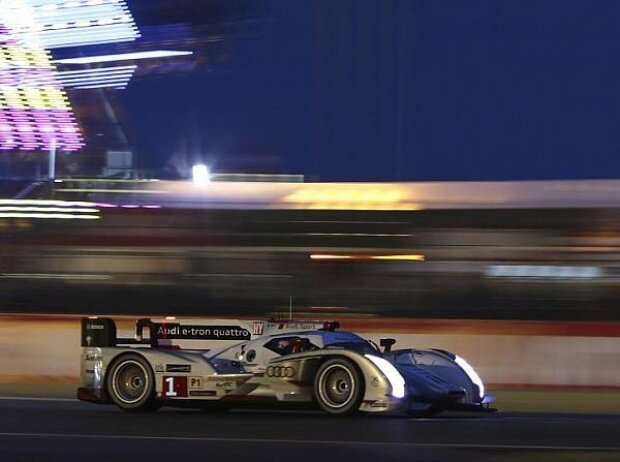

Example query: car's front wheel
[314,358,364,415]
[106,354,158,412]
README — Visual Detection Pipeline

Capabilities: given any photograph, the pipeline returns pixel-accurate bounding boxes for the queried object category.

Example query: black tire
[314,358,364,415]
[106,354,158,412]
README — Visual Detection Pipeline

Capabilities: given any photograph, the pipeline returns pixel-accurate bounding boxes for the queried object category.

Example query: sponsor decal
[154,363,164,373]
[266,366,296,378]
[166,364,191,373]
[278,322,321,331]
[370,402,388,408]
[252,322,264,336]
[86,324,104,330]
[189,390,216,397]
[206,375,247,382]
[155,323,251,341]
[84,353,101,361]
[215,381,235,388]
[189,377,203,389]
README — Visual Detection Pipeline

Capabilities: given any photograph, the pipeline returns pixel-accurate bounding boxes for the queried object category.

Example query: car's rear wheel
[106,354,158,412]
[314,358,364,415]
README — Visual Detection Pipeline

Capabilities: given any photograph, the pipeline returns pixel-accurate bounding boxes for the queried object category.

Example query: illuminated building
[3,0,140,50]
[0,21,83,151]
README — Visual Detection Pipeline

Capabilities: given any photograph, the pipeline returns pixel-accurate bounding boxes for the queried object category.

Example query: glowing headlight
[455,355,485,398]
[364,354,406,399]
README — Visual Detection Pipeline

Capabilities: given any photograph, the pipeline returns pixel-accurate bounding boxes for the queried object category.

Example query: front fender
[267,350,402,411]
[386,348,485,404]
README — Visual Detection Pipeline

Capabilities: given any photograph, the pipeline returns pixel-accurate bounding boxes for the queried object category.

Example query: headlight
[455,355,485,398]
[364,354,406,399]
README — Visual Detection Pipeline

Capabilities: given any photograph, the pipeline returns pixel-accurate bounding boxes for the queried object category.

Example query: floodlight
[192,164,210,186]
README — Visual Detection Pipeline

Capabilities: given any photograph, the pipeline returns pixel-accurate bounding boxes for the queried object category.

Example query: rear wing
[81,317,340,348]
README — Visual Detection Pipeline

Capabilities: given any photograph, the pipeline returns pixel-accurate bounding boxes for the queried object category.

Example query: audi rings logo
[266,366,296,378]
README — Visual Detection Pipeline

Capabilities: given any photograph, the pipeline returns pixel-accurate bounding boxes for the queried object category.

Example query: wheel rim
[318,364,356,409]
[111,360,149,404]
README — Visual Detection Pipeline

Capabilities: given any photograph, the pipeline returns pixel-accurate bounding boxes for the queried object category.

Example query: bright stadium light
[192,164,210,186]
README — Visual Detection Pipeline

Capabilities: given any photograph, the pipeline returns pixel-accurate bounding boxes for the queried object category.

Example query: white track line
[0,432,616,451]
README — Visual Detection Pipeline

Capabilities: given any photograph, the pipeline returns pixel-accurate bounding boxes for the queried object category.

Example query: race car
[78,317,495,416]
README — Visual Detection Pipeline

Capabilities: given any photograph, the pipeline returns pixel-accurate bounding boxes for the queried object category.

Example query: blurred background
[3,180,620,322]
[0,0,619,410]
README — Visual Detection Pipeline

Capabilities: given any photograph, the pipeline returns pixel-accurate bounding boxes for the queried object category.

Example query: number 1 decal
[162,376,188,397]
[165,376,177,396]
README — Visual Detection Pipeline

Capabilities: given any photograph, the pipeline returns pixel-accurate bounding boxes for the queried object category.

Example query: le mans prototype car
[78,317,495,416]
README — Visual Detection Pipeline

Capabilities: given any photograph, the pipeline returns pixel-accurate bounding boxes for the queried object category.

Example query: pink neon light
[0,21,84,152]
[0,108,83,151]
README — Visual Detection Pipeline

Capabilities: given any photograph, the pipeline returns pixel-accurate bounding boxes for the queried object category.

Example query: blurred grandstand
[1,177,620,320]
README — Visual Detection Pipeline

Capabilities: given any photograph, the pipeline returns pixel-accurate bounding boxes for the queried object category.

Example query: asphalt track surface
[0,398,618,462]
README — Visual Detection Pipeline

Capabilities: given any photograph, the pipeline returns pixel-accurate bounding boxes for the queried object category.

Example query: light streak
[0,212,99,219]
[370,254,425,261]
[0,206,98,212]
[283,186,421,211]
[56,65,136,76]
[0,199,97,206]
[0,273,110,280]
[310,254,425,262]
[309,254,354,260]
[54,50,193,65]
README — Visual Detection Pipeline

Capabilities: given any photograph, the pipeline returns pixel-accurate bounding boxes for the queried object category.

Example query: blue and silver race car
[79,317,496,416]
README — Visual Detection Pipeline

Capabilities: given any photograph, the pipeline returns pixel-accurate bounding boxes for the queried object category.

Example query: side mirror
[379,338,396,352]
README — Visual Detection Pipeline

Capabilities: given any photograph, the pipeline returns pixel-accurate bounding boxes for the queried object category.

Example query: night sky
[122,0,620,182]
